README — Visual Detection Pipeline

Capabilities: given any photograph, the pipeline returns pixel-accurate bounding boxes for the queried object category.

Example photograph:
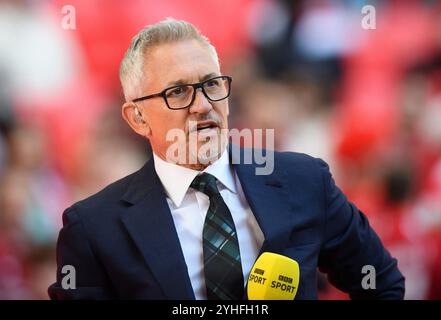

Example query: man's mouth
[194,121,219,133]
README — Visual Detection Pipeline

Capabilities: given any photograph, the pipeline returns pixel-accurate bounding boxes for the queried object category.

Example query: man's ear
[121,102,151,138]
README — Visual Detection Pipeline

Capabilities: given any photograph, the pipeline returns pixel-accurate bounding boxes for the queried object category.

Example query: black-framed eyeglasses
[132,75,232,110]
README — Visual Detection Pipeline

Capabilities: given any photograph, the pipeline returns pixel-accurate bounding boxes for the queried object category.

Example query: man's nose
[189,88,212,114]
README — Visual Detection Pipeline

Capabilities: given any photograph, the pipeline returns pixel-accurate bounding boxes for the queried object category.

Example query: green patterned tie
[191,173,244,300]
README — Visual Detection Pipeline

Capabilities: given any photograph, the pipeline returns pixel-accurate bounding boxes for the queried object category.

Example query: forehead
[142,39,220,90]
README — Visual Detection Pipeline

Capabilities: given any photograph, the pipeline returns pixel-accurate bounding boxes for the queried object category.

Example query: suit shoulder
[273,150,328,171]
[274,150,316,162]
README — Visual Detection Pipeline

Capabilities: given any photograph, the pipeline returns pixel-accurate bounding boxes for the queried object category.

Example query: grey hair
[119,18,219,101]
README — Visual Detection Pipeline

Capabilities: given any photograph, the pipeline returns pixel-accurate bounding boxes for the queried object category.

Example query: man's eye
[205,79,220,87]
[167,87,187,97]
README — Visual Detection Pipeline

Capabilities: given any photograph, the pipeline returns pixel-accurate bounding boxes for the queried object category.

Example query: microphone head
[247,252,300,300]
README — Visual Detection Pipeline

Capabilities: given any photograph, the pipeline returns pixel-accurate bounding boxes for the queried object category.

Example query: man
[48,18,405,300]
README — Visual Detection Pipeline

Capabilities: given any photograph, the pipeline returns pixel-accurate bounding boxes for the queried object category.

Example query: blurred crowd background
[0,0,440,299]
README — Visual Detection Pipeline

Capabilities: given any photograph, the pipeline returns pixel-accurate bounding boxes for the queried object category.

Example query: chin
[192,139,225,166]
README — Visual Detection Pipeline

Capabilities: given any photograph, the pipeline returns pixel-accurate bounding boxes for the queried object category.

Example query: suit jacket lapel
[230,147,294,300]
[119,158,195,300]
[230,146,293,255]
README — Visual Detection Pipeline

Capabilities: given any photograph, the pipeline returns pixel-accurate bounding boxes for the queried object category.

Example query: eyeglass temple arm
[132,92,163,103]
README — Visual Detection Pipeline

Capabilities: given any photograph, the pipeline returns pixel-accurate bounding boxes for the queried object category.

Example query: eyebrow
[165,72,219,87]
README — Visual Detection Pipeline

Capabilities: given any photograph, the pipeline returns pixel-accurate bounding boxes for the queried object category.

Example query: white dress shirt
[153,148,264,299]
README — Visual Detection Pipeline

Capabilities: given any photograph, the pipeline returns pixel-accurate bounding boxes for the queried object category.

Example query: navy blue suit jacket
[48,148,405,299]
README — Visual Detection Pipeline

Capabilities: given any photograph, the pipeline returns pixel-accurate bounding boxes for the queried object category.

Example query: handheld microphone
[247,252,300,300]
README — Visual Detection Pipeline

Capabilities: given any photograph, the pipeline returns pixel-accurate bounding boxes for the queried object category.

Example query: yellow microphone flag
[247,252,300,300]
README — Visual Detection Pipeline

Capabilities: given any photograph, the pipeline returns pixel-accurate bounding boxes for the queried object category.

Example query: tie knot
[190,173,220,198]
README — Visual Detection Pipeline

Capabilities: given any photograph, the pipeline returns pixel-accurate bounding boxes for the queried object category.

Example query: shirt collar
[153,148,237,207]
